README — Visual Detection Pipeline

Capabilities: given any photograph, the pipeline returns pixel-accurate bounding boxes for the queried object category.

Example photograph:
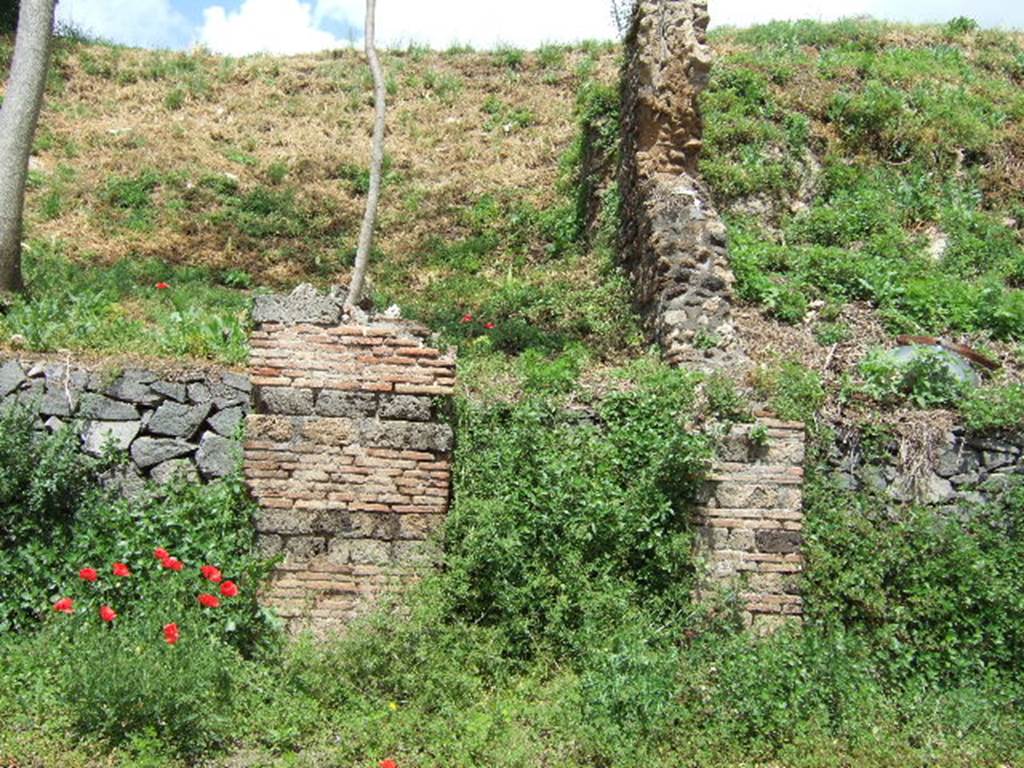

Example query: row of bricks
[252,321,435,339]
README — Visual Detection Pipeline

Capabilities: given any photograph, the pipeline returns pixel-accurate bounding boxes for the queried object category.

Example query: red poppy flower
[219,580,239,598]
[99,605,117,622]
[484,322,495,330]
[78,567,98,583]
[154,547,169,560]
[163,623,180,645]
[53,597,74,614]
[379,761,398,768]
[162,556,184,572]
[200,565,222,583]
[460,313,473,323]
[198,593,220,608]
[112,562,131,577]
[155,282,170,290]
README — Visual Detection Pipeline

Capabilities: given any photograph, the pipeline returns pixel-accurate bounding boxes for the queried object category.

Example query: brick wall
[695,417,805,632]
[244,286,455,632]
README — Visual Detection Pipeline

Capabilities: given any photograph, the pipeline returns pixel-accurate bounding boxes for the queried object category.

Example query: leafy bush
[0,407,272,647]
[854,347,967,408]
[961,384,1024,432]
[443,365,710,658]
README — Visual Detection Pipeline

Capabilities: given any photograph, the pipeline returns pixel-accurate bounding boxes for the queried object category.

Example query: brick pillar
[244,286,455,632]
[695,416,806,632]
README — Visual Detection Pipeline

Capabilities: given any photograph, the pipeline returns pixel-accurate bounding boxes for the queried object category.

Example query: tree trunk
[343,0,386,313]
[0,0,56,295]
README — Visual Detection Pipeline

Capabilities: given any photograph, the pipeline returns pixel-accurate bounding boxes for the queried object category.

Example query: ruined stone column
[619,0,744,371]
[619,2,804,630]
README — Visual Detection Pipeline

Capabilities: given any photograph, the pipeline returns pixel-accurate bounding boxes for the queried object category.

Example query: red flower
[219,580,239,598]
[112,562,131,577]
[154,547,170,560]
[200,565,223,583]
[484,322,495,330]
[162,556,184,572]
[53,597,74,614]
[163,623,180,645]
[99,605,117,623]
[460,313,473,323]
[197,593,220,608]
[78,567,98,583]
[380,761,398,768]
[155,282,170,290]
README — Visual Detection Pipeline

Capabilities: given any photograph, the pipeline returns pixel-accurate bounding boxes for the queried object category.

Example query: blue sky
[53,0,1024,56]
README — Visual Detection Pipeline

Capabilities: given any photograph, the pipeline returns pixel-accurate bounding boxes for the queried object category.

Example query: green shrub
[444,366,710,658]
[855,347,967,408]
[753,360,825,422]
[0,407,272,647]
[961,384,1024,432]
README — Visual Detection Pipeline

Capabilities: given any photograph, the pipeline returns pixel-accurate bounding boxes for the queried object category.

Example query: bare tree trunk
[0,0,56,295]
[344,0,386,313]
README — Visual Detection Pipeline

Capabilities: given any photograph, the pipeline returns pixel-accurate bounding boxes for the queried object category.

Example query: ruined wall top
[622,0,713,178]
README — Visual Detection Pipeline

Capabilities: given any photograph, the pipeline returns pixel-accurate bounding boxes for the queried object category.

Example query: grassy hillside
[4,19,1024,768]
[0,36,632,373]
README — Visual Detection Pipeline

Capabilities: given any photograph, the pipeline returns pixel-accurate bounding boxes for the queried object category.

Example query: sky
[52,0,1024,56]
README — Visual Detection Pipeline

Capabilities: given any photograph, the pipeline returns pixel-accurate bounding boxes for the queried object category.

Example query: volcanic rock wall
[0,355,248,491]
[244,286,455,632]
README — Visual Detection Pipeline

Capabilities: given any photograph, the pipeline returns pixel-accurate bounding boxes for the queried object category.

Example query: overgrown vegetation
[704,20,1024,344]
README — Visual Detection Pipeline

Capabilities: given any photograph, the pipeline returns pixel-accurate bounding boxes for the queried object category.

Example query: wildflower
[219,580,239,598]
[484,322,495,330]
[163,623,180,645]
[155,282,170,290]
[198,593,220,608]
[112,562,131,577]
[162,556,184,572]
[53,598,74,614]
[460,313,473,323]
[380,761,398,768]
[78,567,98,583]
[200,565,222,583]
[387,701,398,712]
[154,547,169,560]
[99,605,117,623]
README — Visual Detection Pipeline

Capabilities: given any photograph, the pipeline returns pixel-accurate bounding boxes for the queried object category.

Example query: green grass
[703,20,1024,341]
[0,241,252,364]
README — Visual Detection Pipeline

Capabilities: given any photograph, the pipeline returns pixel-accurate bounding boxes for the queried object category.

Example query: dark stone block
[755,529,803,554]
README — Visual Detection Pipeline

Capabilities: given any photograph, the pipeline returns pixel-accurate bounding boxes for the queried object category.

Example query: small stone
[918,474,955,505]
[38,391,75,417]
[147,401,212,440]
[106,370,162,406]
[82,420,141,456]
[379,394,431,422]
[220,371,251,394]
[187,382,212,404]
[150,459,199,485]
[79,393,140,421]
[131,437,195,469]
[99,466,146,499]
[44,416,65,432]
[195,432,237,478]
[207,406,243,437]
[150,381,188,402]
[315,390,376,417]
[0,360,26,398]
[257,386,314,415]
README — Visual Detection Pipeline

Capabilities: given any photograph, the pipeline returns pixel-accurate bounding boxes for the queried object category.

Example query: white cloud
[315,0,618,49]
[56,0,192,49]
[708,0,1023,29]
[199,0,346,56]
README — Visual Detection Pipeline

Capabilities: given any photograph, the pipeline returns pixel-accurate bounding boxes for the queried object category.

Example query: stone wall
[619,0,744,371]
[696,417,806,631]
[0,355,248,490]
[828,426,1024,509]
[244,286,456,632]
